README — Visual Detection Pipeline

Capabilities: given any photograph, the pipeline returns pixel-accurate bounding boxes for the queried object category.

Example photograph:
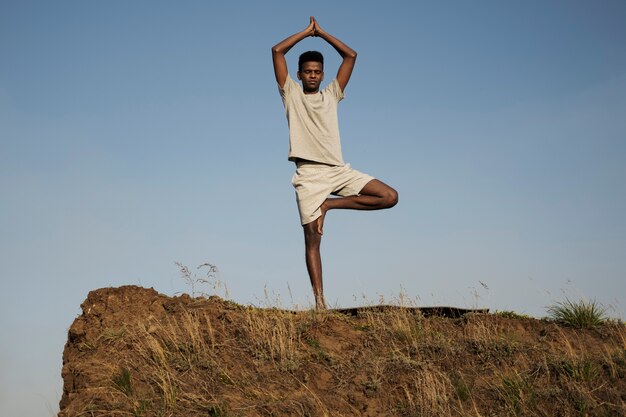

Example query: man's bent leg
[303,220,326,309]
[317,179,398,234]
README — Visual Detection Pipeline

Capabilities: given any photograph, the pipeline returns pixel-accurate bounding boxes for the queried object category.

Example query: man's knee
[303,222,321,246]
[384,187,398,208]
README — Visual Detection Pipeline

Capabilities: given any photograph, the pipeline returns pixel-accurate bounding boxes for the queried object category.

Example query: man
[272,16,398,309]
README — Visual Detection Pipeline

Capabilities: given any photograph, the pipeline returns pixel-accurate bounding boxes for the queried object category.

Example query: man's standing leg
[303,220,326,309]
[302,179,398,309]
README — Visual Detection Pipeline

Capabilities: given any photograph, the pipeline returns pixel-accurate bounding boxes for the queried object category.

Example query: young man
[272,16,398,309]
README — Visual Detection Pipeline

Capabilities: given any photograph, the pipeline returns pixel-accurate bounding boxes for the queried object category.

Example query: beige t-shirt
[278,75,345,166]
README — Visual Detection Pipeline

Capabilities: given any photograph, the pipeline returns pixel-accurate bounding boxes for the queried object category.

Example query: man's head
[298,51,324,72]
[297,51,324,93]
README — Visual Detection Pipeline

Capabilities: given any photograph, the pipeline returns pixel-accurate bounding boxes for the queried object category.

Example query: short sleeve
[324,79,344,102]
[278,75,298,103]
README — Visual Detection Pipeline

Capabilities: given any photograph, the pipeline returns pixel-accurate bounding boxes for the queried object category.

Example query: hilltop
[59,286,625,416]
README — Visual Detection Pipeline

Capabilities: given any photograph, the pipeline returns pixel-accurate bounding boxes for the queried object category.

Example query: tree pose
[272,17,398,309]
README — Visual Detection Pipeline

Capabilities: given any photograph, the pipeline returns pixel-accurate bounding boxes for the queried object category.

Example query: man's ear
[297,71,302,80]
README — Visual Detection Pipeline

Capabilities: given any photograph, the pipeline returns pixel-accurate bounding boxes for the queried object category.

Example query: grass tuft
[112,367,133,397]
[547,298,608,328]
[495,310,531,320]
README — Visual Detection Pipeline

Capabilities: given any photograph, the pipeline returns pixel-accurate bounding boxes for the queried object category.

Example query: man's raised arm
[272,17,316,87]
[313,19,357,92]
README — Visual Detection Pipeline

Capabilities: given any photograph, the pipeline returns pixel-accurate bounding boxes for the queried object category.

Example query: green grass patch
[112,367,133,397]
[495,310,531,320]
[547,298,607,328]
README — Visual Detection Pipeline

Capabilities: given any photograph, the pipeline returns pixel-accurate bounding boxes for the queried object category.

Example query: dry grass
[59,286,626,417]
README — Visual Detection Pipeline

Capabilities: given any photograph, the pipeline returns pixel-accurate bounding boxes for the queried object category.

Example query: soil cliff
[59,286,625,416]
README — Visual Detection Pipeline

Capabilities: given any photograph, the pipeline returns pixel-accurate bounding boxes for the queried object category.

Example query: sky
[1,0,625,415]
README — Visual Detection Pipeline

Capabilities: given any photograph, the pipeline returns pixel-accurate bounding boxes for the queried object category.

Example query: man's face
[297,61,324,94]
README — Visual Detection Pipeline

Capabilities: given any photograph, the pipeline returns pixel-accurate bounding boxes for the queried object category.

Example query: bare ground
[59,285,626,416]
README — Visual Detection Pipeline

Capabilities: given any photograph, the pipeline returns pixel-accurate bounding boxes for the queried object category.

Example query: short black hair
[298,51,324,72]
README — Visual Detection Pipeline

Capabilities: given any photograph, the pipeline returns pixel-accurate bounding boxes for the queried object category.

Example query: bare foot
[315,295,327,310]
[316,203,328,235]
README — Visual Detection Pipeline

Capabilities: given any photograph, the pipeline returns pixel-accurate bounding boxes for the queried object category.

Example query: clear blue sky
[1,1,625,415]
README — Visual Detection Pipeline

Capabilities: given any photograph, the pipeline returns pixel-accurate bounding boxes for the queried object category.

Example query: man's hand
[306,16,316,37]
[312,17,325,37]
[311,18,357,92]
[272,16,318,87]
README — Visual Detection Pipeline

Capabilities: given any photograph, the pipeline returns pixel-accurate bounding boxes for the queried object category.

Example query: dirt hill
[59,286,625,416]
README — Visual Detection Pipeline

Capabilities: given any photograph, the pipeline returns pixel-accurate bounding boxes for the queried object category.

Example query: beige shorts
[291,161,375,225]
